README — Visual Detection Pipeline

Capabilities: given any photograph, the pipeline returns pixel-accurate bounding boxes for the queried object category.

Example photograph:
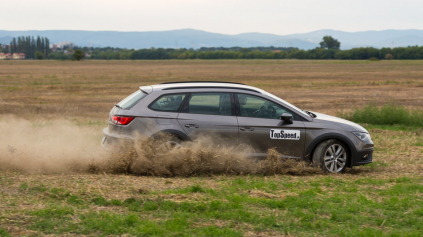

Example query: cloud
[1,0,423,35]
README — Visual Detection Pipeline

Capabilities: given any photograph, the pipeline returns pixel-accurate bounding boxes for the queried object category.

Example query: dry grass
[1,60,423,120]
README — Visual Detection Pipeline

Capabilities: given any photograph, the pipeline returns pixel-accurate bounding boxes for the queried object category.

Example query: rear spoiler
[139,86,153,94]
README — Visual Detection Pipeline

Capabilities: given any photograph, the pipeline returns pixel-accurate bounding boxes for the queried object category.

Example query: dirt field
[1,60,423,120]
[1,60,423,236]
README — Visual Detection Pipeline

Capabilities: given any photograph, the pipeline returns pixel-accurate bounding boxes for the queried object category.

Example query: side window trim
[179,92,191,113]
[234,92,241,116]
[230,93,236,116]
[234,93,300,120]
[180,92,235,116]
[148,93,189,113]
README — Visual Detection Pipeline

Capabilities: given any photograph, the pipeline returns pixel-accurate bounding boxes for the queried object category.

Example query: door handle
[240,127,254,131]
[185,124,199,128]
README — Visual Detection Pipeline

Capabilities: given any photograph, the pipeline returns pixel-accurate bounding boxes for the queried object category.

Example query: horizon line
[1,28,423,37]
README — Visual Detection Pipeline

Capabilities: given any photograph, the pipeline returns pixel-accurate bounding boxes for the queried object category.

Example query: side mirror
[280,113,293,124]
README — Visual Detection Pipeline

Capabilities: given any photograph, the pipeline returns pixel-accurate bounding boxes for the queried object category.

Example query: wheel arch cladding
[305,133,356,167]
[151,129,191,141]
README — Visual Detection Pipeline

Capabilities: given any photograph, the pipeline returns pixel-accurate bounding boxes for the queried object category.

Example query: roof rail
[160,81,246,85]
[162,86,262,94]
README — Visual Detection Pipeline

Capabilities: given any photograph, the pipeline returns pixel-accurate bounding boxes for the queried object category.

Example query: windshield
[117,90,147,110]
[264,91,310,118]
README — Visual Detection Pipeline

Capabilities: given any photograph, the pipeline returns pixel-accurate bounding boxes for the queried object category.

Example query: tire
[129,134,182,174]
[312,139,348,173]
[156,135,182,153]
[149,133,183,154]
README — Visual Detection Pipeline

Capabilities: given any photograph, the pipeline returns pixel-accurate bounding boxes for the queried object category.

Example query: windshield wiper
[115,104,123,109]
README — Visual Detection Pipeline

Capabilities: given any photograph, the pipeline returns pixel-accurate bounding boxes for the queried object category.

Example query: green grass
[363,124,421,132]
[1,173,422,236]
[0,228,11,237]
[342,104,423,127]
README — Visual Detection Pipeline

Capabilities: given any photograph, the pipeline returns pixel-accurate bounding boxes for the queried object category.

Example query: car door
[235,93,306,158]
[177,92,238,144]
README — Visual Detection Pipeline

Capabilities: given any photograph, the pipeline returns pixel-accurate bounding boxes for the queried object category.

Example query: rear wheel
[157,136,182,153]
[129,134,182,174]
[312,139,348,173]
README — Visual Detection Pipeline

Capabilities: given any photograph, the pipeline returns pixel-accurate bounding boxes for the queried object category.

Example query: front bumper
[351,147,374,166]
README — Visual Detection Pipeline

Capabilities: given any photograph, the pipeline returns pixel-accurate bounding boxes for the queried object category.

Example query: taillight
[111,116,135,125]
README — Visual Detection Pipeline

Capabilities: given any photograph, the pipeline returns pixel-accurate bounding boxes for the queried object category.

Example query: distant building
[13,53,25,60]
[272,50,281,53]
[0,53,24,60]
[2,53,13,59]
[54,41,75,49]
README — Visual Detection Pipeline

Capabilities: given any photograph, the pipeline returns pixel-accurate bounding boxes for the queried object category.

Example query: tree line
[198,46,295,52]
[13,35,423,60]
[71,46,422,60]
[9,36,51,59]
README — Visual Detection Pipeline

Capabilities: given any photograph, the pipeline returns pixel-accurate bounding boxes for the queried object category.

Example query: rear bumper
[102,127,134,151]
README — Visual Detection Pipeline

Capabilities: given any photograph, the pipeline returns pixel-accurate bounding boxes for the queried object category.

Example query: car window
[182,93,232,116]
[236,94,294,119]
[265,91,309,118]
[117,90,148,110]
[149,94,187,112]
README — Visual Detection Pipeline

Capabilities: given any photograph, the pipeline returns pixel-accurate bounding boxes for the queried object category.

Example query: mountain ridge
[0,29,422,50]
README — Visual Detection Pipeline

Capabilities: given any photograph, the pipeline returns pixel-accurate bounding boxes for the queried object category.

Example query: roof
[144,82,265,94]
[160,81,245,85]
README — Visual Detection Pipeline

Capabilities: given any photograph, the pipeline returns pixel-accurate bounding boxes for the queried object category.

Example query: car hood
[311,112,368,133]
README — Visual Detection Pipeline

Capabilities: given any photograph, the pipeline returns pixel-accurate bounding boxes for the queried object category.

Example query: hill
[0,29,422,49]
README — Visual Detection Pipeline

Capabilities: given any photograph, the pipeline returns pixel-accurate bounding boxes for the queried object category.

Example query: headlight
[352,132,371,142]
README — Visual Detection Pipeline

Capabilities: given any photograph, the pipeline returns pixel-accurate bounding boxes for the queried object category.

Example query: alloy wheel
[158,141,181,152]
[324,144,347,173]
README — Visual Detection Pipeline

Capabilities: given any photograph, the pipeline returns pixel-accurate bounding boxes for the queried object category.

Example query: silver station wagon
[103,82,374,173]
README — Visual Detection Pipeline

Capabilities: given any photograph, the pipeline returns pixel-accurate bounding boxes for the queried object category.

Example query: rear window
[181,92,232,116]
[117,90,147,110]
[149,93,187,112]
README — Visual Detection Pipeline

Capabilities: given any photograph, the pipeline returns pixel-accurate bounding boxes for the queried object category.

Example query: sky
[1,0,423,35]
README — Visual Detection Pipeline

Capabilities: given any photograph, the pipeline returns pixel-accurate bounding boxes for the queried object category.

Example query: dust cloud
[108,135,321,176]
[0,117,320,176]
[0,116,108,173]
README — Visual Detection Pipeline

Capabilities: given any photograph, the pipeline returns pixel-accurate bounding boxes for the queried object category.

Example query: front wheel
[312,139,348,173]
